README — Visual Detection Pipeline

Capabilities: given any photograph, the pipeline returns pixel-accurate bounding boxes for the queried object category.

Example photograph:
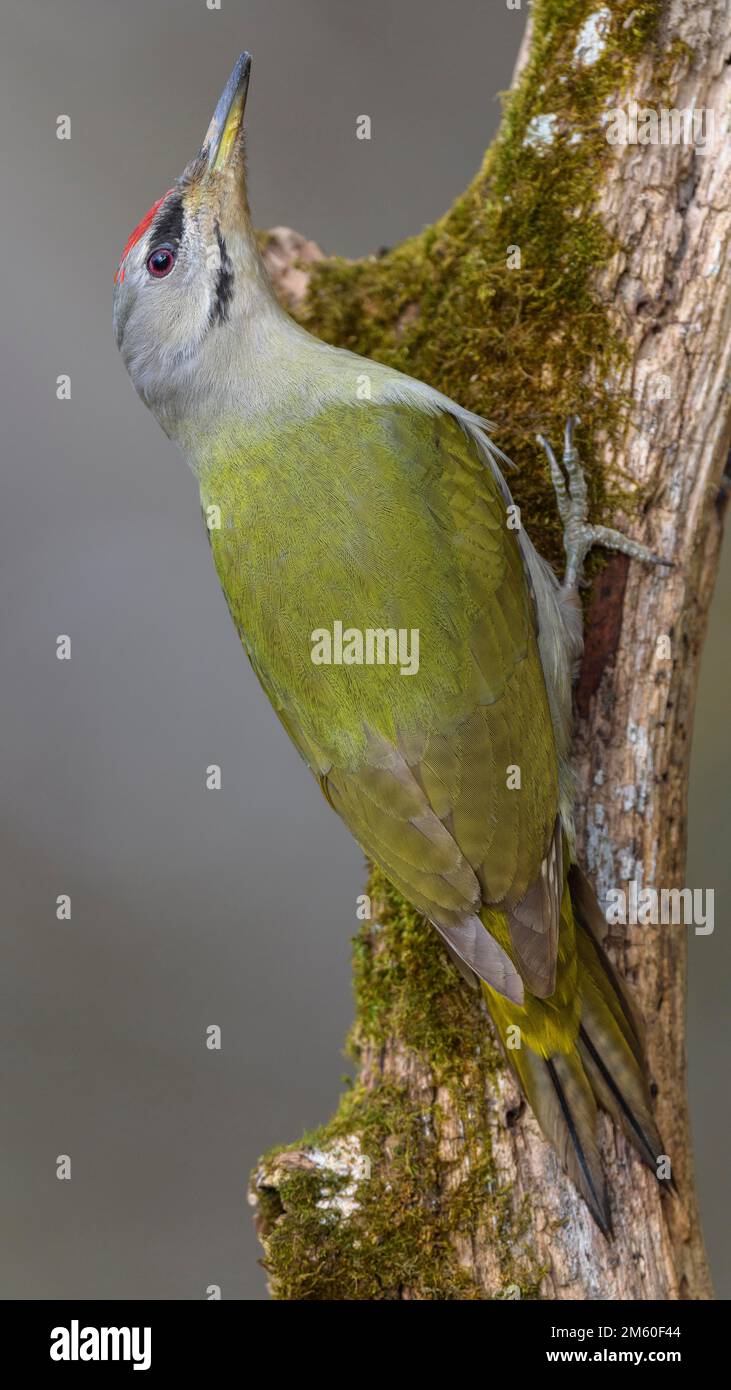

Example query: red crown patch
[115,190,174,284]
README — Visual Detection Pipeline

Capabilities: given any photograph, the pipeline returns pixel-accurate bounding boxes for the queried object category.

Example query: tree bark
[249,0,729,1299]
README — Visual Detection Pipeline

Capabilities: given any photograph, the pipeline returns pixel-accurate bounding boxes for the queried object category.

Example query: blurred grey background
[0,0,727,1300]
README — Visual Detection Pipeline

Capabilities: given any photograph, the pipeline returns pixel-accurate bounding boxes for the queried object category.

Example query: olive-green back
[200,401,558,945]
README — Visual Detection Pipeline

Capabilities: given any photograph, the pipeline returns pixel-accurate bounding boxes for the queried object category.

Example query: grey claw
[537,418,672,594]
[588,524,673,570]
[563,414,581,457]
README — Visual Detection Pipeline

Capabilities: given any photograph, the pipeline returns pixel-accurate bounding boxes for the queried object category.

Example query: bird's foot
[536,415,672,597]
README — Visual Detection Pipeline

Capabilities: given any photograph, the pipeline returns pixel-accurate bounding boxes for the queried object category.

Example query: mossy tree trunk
[249,0,729,1299]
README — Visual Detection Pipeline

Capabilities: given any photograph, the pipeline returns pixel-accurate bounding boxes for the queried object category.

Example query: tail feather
[518,1047,611,1235]
[482,862,669,1234]
[578,1024,663,1174]
[569,863,646,1064]
[571,864,669,1182]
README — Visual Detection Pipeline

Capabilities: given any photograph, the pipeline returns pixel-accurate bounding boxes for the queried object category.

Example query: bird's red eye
[146,245,176,278]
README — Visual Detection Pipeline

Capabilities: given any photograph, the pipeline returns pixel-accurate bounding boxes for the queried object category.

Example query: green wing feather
[200,401,559,1000]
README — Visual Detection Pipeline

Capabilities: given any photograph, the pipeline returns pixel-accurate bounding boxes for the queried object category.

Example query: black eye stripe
[150,192,185,248]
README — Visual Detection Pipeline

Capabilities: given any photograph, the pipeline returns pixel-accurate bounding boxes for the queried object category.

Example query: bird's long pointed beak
[203,53,252,172]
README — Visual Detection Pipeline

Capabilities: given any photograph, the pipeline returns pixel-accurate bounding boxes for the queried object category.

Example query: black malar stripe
[210,222,234,325]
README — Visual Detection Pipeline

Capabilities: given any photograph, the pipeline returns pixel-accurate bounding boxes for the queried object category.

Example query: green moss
[257,1091,476,1300]
[253,866,546,1300]
[254,0,683,1299]
[294,0,680,569]
[348,866,501,1070]
[256,1088,545,1301]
